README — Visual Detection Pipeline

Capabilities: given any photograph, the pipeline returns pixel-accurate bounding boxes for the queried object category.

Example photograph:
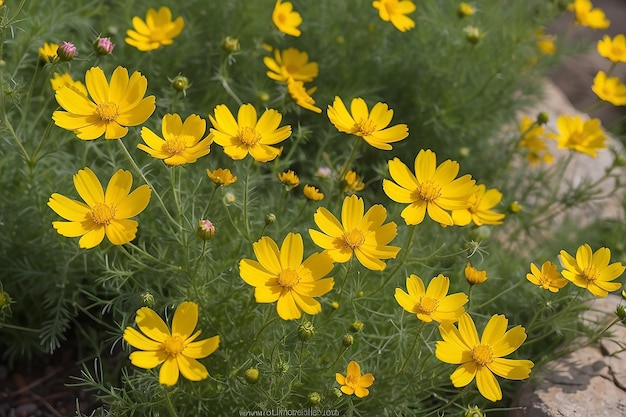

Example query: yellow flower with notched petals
[395,274,468,323]
[206,168,237,186]
[48,167,151,249]
[287,78,322,114]
[239,233,335,320]
[549,115,606,157]
[272,0,302,37]
[464,262,487,286]
[559,244,625,297]
[278,170,300,188]
[303,185,324,201]
[39,42,58,63]
[264,47,319,83]
[125,6,184,51]
[137,114,212,166]
[592,71,626,106]
[336,361,374,397]
[568,0,610,30]
[436,313,534,402]
[372,0,416,32]
[123,301,219,386]
[597,34,626,63]
[526,261,568,293]
[327,96,408,150]
[452,184,505,226]
[518,116,553,166]
[208,103,291,162]
[342,170,365,194]
[52,66,156,140]
[309,194,400,271]
[50,72,87,96]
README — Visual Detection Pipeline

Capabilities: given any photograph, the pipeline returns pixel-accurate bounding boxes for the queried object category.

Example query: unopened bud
[244,368,259,384]
[57,42,77,61]
[464,26,484,44]
[350,321,364,333]
[536,112,549,126]
[196,219,215,241]
[94,37,114,56]
[222,36,240,53]
[616,304,626,324]
[171,75,190,93]
[342,334,354,347]
[139,292,155,308]
[265,213,276,225]
[465,405,485,417]
[298,320,315,341]
[308,392,322,405]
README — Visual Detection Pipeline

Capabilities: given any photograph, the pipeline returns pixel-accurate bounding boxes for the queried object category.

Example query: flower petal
[136,307,170,342]
[172,301,198,339]
[184,335,220,359]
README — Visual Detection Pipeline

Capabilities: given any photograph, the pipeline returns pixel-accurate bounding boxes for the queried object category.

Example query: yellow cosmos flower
[535,28,556,55]
[597,34,626,63]
[568,0,610,30]
[372,0,416,32]
[395,274,468,323]
[137,114,212,166]
[464,262,487,286]
[451,184,505,226]
[272,0,302,37]
[208,103,291,162]
[559,244,625,297]
[287,78,322,114]
[125,6,184,51]
[336,361,374,398]
[50,72,87,96]
[123,301,220,386]
[549,115,606,157]
[309,194,400,271]
[263,47,319,83]
[527,261,568,293]
[457,2,476,18]
[48,167,151,249]
[239,233,335,320]
[592,71,626,106]
[383,149,476,226]
[518,116,553,166]
[52,66,155,140]
[436,313,534,402]
[206,168,237,186]
[303,185,324,201]
[343,170,365,193]
[327,96,408,151]
[278,170,300,188]
[39,42,58,63]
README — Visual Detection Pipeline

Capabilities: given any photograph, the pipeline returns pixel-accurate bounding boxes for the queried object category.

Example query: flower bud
[265,213,276,225]
[93,37,115,56]
[509,201,522,213]
[222,36,240,53]
[196,219,216,241]
[171,75,190,93]
[332,387,343,398]
[464,262,488,286]
[276,360,289,374]
[350,321,364,333]
[224,192,236,205]
[139,291,156,308]
[342,334,354,347]
[616,304,626,325]
[298,320,315,341]
[244,368,260,384]
[257,91,270,103]
[464,26,484,44]
[57,42,77,61]
[536,112,549,126]
[331,301,339,309]
[457,2,476,18]
[308,392,322,405]
[0,290,12,311]
[465,405,485,417]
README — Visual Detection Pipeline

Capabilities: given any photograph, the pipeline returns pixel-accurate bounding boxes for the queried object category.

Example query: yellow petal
[136,307,170,342]
[74,167,104,207]
[172,301,198,339]
[253,236,282,274]
[341,194,364,231]
[312,207,344,237]
[237,103,257,129]
[489,358,533,380]
[129,350,167,369]
[475,366,502,402]
[177,355,208,381]
[184,335,220,359]
[449,362,477,388]
[123,326,162,350]
[425,275,450,300]
[52,221,89,238]
[105,219,138,245]
[48,193,90,221]
[280,233,304,270]
[159,357,179,386]
[105,169,132,206]
[85,66,109,104]
[78,226,105,249]
[116,185,151,219]
[276,291,301,320]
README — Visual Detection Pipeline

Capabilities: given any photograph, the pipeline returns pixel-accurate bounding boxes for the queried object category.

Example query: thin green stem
[338,138,361,181]
[394,321,425,377]
[474,279,524,310]
[369,225,417,297]
[163,389,180,417]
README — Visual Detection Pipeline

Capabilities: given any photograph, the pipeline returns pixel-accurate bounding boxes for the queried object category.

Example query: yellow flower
[372,0,416,32]
[343,170,365,193]
[383,149,476,226]
[48,167,151,249]
[125,6,184,51]
[309,194,400,271]
[568,0,610,30]
[464,262,487,286]
[287,78,322,114]
[518,116,554,166]
[549,115,606,157]
[50,72,87,96]
[263,47,319,83]
[272,0,302,37]
[535,28,556,55]
[592,71,626,106]
[137,114,212,166]
[278,170,300,188]
[452,184,505,226]
[303,185,324,201]
[327,96,408,150]
[436,313,534,402]
[559,244,625,297]
[52,66,156,140]
[38,42,58,63]
[206,168,237,186]
[526,261,568,293]
[208,103,291,162]
[239,233,335,320]
[597,34,626,63]
[336,361,374,398]
[457,2,475,18]
[395,274,468,323]
[123,301,220,386]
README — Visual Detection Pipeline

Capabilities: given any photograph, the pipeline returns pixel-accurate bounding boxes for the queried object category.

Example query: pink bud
[94,37,115,56]
[58,42,77,61]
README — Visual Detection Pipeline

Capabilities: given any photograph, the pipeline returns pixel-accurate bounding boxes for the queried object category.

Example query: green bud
[342,334,354,347]
[350,321,364,333]
[276,360,289,374]
[464,26,484,44]
[298,321,315,341]
[308,392,322,405]
[222,36,240,53]
[332,387,343,398]
[616,304,626,324]
[265,213,277,225]
[196,219,216,241]
[244,368,260,384]
[465,405,485,417]
[536,112,549,126]
[171,75,190,93]
[139,292,155,308]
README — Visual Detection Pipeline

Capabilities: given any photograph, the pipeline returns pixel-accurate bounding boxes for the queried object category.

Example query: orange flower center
[277,268,300,288]
[285,64,300,75]
[567,131,586,146]
[277,12,287,24]
[164,136,187,155]
[342,228,365,249]
[96,101,119,121]
[90,203,116,225]
[346,373,359,387]
[467,194,480,213]
[471,344,494,366]
[416,296,439,314]
[354,118,377,136]
[416,180,442,202]
[237,126,262,147]
[162,334,185,357]
[581,264,600,284]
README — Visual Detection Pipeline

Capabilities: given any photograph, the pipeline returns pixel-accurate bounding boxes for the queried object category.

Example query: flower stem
[369,224,417,297]
[338,138,361,181]
[163,389,180,417]
[394,321,425,376]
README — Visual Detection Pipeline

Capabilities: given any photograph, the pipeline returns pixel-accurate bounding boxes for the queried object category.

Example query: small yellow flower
[123,301,220,386]
[38,42,58,63]
[509,201,522,213]
[597,34,626,63]
[264,47,319,83]
[592,71,626,106]
[287,78,322,114]
[336,361,374,398]
[50,73,87,96]
[206,168,237,186]
[137,114,213,166]
[278,170,300,188]
[452,184,505,227]
[518,116,554,166]
[343,170,365,193]
[125,6,184,51]
[372,0,416,32]
[303,185,324,201]
[559,244,625,297]
[527,261,568,293]
[464,262,487,286]
[272,0,302,37]
[327,96,408,150]
[536,28,556,55]
[457,2,475,18]
[395,274,468,323]
[549,115,606,157]
[568,0,610,30]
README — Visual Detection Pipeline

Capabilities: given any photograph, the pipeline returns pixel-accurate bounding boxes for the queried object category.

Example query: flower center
[416,180,442,202]
[568,131,586,146]
[96,101,119,121]
[612,46,624,58]
[286,64,300,75]
[472,344,494,366]
[467,194,480,213]
[237,126,262,147]
[164,136,187,155]
[162,334,185,357]
[416,296,439,314]
[581,265,600,284]
[90,203,116,225]
[277,12,287,24]
[354,118,377,136]
[342,228,365,249]
[346,374,359,387]
[277,268,300,288]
